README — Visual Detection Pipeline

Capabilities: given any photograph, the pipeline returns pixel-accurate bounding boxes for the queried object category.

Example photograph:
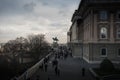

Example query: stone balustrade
[12,53,52,80]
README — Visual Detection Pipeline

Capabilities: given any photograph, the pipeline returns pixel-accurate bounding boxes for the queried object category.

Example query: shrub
[100,58,115,72]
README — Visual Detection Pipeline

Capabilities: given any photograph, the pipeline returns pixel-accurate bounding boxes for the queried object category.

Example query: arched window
[100,27,107,39]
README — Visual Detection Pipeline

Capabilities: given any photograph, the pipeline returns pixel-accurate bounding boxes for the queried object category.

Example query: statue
[52,37,59,48]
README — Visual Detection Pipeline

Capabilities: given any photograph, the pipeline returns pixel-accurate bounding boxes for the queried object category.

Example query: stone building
[68,0,120,63]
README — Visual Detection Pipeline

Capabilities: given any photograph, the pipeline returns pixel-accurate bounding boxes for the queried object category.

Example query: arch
[100,27,107,39]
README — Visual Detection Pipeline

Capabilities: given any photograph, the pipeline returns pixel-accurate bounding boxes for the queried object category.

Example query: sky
[0,0,80,44]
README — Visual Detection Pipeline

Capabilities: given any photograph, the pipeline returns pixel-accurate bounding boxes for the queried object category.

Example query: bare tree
[27,34,50,60]
[3,34,50,62]
[3,37,29,63]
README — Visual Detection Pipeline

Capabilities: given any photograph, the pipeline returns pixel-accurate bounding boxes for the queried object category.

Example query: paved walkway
[30,56,95,80]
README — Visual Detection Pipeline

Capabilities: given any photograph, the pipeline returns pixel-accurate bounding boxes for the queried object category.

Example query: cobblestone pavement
[30,56,95,80]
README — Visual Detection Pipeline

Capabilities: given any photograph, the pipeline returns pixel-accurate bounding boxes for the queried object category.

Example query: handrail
[14,53,52,80]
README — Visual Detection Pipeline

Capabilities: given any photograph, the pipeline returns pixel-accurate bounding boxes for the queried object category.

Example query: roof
[78,0,120,14]
[69,0,120,32]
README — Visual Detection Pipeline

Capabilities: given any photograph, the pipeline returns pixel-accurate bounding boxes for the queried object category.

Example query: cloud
[0,0,80,43]
[23,2,36,12]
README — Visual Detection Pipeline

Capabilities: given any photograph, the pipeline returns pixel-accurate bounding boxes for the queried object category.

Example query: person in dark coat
[27,78,30,80]
[55,66,58,75]
[57,68,60,76]
[12,76,18,80]
[44,63,48,72]
[52,58,58,68]
[44,58,47,64]
[36,75,39,80]
[48,77,50,80]
[39,63,44,71]
[82,68,85,77]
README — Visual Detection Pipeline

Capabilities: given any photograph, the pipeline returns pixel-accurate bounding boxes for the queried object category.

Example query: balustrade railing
[11,53,52,80]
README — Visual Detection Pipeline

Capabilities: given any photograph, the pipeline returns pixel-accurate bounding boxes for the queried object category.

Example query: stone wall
[83,43,120,63]
[71,22,78,41]
[70,43,83,58]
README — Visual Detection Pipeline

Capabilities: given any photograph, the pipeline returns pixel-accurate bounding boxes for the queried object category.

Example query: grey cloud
[40,1,49,6]
[0,0,22,16]
[0,0,37,16]
[38,0,80,8]
[0,27,20,41]
[0,0,80,43]
[30,27,41,31]
[23,2,36,12]
[50,23,67,27]
[58,10,68,17]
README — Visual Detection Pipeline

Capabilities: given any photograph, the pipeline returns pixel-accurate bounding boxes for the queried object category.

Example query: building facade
[68,0,120,63]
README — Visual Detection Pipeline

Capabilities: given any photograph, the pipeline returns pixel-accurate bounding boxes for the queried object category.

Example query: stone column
[94,13,98,42]
[110,13,114,42]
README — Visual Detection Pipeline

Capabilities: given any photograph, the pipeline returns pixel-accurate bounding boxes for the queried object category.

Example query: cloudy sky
[0,0,80,43]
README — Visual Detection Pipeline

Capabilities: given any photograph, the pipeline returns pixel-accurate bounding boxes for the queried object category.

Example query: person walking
[36,75,39,80]
[48,77,50,80]
[39,63,44,71]
[52,58,58,68]
[27,78,30,80]
[55,59,58,66]
[44,58,47,64]
[44,63,48,72]
[55,65,58,76]
[24,71,27,80]
[82,67,85,77]
[57,68,60,76]
[69,48,72,57]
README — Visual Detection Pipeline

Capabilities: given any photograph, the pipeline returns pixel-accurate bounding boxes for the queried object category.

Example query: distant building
[68,0,120,63]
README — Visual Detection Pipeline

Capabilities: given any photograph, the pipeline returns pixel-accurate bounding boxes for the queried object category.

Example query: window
[118,49,120,56]
[99,11,108,20]
[100,27,107,39]
[117,29,120,39]
[101,48,107,57]
[116,25,120,39]
[116,11,120,20]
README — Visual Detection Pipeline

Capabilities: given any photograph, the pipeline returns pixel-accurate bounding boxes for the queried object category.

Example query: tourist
[55,65,58,75]
[36,75,39,80]
[44,63,48,72]
[52,58,58,68]
[39,63,44,71]
[57,67,60,76]
[82,67,85,77]
[48,77,50,80]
